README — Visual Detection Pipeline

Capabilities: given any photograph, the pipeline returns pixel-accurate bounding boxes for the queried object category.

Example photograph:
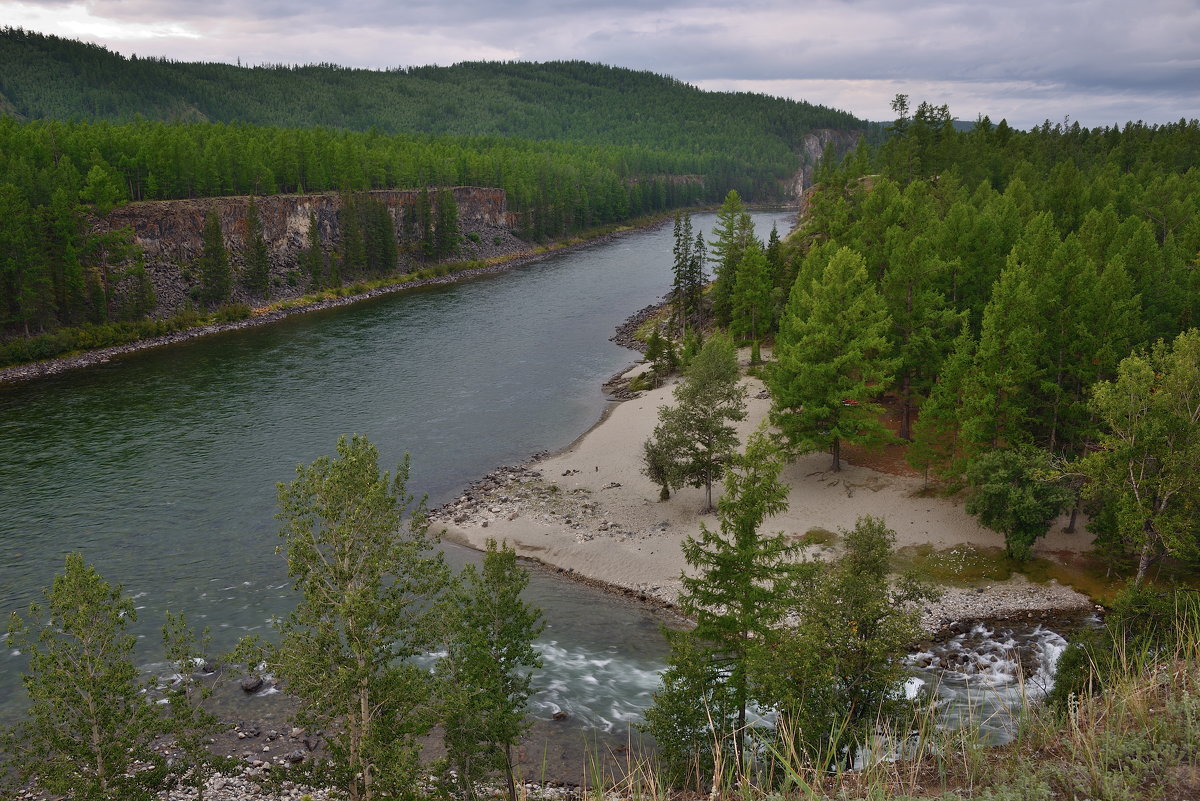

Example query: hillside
[0,27,873,165]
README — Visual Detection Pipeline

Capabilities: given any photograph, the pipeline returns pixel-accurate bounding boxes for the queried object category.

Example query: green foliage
[964,445,1073,561]
[646,430,801,782]
[436,539,543,801]
[764,516,938,767]
[708,190,756,326]
[770,246,897,471]
[2,554,167,800]
[268,435,450,801]
[1047,585,1200,712]
[1079,329,1200,581]
[644,331,747,512]
[196,209,231,307]
[242,196,271,296]
[670,212,706,337]
[730,240,773,364]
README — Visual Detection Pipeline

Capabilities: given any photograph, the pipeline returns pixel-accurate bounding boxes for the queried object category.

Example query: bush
[213,303,251,322]
[466,231,481,243]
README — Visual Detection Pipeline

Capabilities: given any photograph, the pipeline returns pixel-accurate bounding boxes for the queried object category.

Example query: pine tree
[434,188,460,260]
[302,213,325,289]
[770,246,897,471]
[436,540,543,801]
[730,240,773,365]
[242,196,270,297]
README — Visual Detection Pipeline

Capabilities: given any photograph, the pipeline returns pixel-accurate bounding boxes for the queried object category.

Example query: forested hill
[0,27,869,155]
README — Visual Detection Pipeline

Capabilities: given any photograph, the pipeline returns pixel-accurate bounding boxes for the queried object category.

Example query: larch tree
[770,246,896,471]
[197,208,231,307]
[730,239,772,365]
[242,196,270,297]
[646,430,801,781]
[708,190,756,326]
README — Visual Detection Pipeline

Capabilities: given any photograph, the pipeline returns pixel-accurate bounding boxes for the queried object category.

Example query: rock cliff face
[788,128,864,198]
[98,187,517,316]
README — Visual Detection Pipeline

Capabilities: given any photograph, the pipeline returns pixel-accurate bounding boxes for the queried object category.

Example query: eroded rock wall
[98,187,516,316]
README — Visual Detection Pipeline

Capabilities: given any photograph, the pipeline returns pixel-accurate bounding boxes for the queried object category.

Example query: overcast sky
[5,0,1198,129]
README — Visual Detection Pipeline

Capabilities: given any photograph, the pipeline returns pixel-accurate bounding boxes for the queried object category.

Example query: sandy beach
[436,360,1098,633]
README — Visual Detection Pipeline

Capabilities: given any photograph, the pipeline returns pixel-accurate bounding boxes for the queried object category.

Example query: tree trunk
[504,743,517,801]
[831,437,841,472]
[899,374,913,440]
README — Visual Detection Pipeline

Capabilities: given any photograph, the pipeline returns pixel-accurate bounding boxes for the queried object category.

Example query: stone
[240,676,264,693]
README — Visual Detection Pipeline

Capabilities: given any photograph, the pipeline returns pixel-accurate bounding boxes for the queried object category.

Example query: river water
[0,208,1070,776]
[0,210,791,741]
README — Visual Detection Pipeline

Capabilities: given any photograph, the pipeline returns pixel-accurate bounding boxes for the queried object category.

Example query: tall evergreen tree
[770,246,897,471]
[730,240,772,364]
[646,430,800,779]
[196,208,230,307]
[708,190,756,326]
[302,212,326,289]
[242,196,270,297]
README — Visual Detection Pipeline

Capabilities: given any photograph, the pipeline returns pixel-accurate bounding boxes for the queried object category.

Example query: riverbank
[433,360,1099,636]
[0,220,673,387]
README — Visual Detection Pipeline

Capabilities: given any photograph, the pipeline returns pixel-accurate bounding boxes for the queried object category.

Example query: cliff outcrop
[788,128,864,197]
[98,187,519,317]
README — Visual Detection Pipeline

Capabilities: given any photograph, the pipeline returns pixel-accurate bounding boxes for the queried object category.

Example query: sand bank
[434,363,1098,634]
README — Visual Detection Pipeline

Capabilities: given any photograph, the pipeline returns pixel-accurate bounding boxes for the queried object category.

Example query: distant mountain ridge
[0,27,872,159]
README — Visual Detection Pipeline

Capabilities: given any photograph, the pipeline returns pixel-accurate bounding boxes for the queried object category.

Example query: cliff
[788,128,864,197]
[97,187,519,317]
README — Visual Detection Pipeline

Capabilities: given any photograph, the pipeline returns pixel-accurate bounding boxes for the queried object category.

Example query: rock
[240,676,264,693]
[287,749,307,764]
[552,711,569,720]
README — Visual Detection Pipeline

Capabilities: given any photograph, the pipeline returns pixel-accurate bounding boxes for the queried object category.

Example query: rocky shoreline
[0,225,654,387]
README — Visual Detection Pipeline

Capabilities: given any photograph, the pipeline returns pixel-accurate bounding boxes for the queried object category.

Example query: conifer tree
[242,196,270,297]
[434,188,460,260]
[730,240,772,364]
[196,208,231,307]
[647,430,801,778]
[708,190,756,326]
[770,246,896,471]
[302,213,325,289]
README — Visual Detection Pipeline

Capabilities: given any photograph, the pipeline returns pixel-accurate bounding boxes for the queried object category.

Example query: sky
[4,0,1198,129]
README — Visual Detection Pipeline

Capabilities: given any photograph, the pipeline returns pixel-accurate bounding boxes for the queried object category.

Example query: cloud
[2,0,1197,127]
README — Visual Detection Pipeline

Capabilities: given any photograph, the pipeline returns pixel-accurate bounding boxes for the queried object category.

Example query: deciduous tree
[269,435,450,801]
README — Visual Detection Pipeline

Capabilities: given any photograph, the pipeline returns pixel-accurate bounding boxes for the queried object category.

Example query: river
[0,208,1072,779]
[0,210,794,761]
